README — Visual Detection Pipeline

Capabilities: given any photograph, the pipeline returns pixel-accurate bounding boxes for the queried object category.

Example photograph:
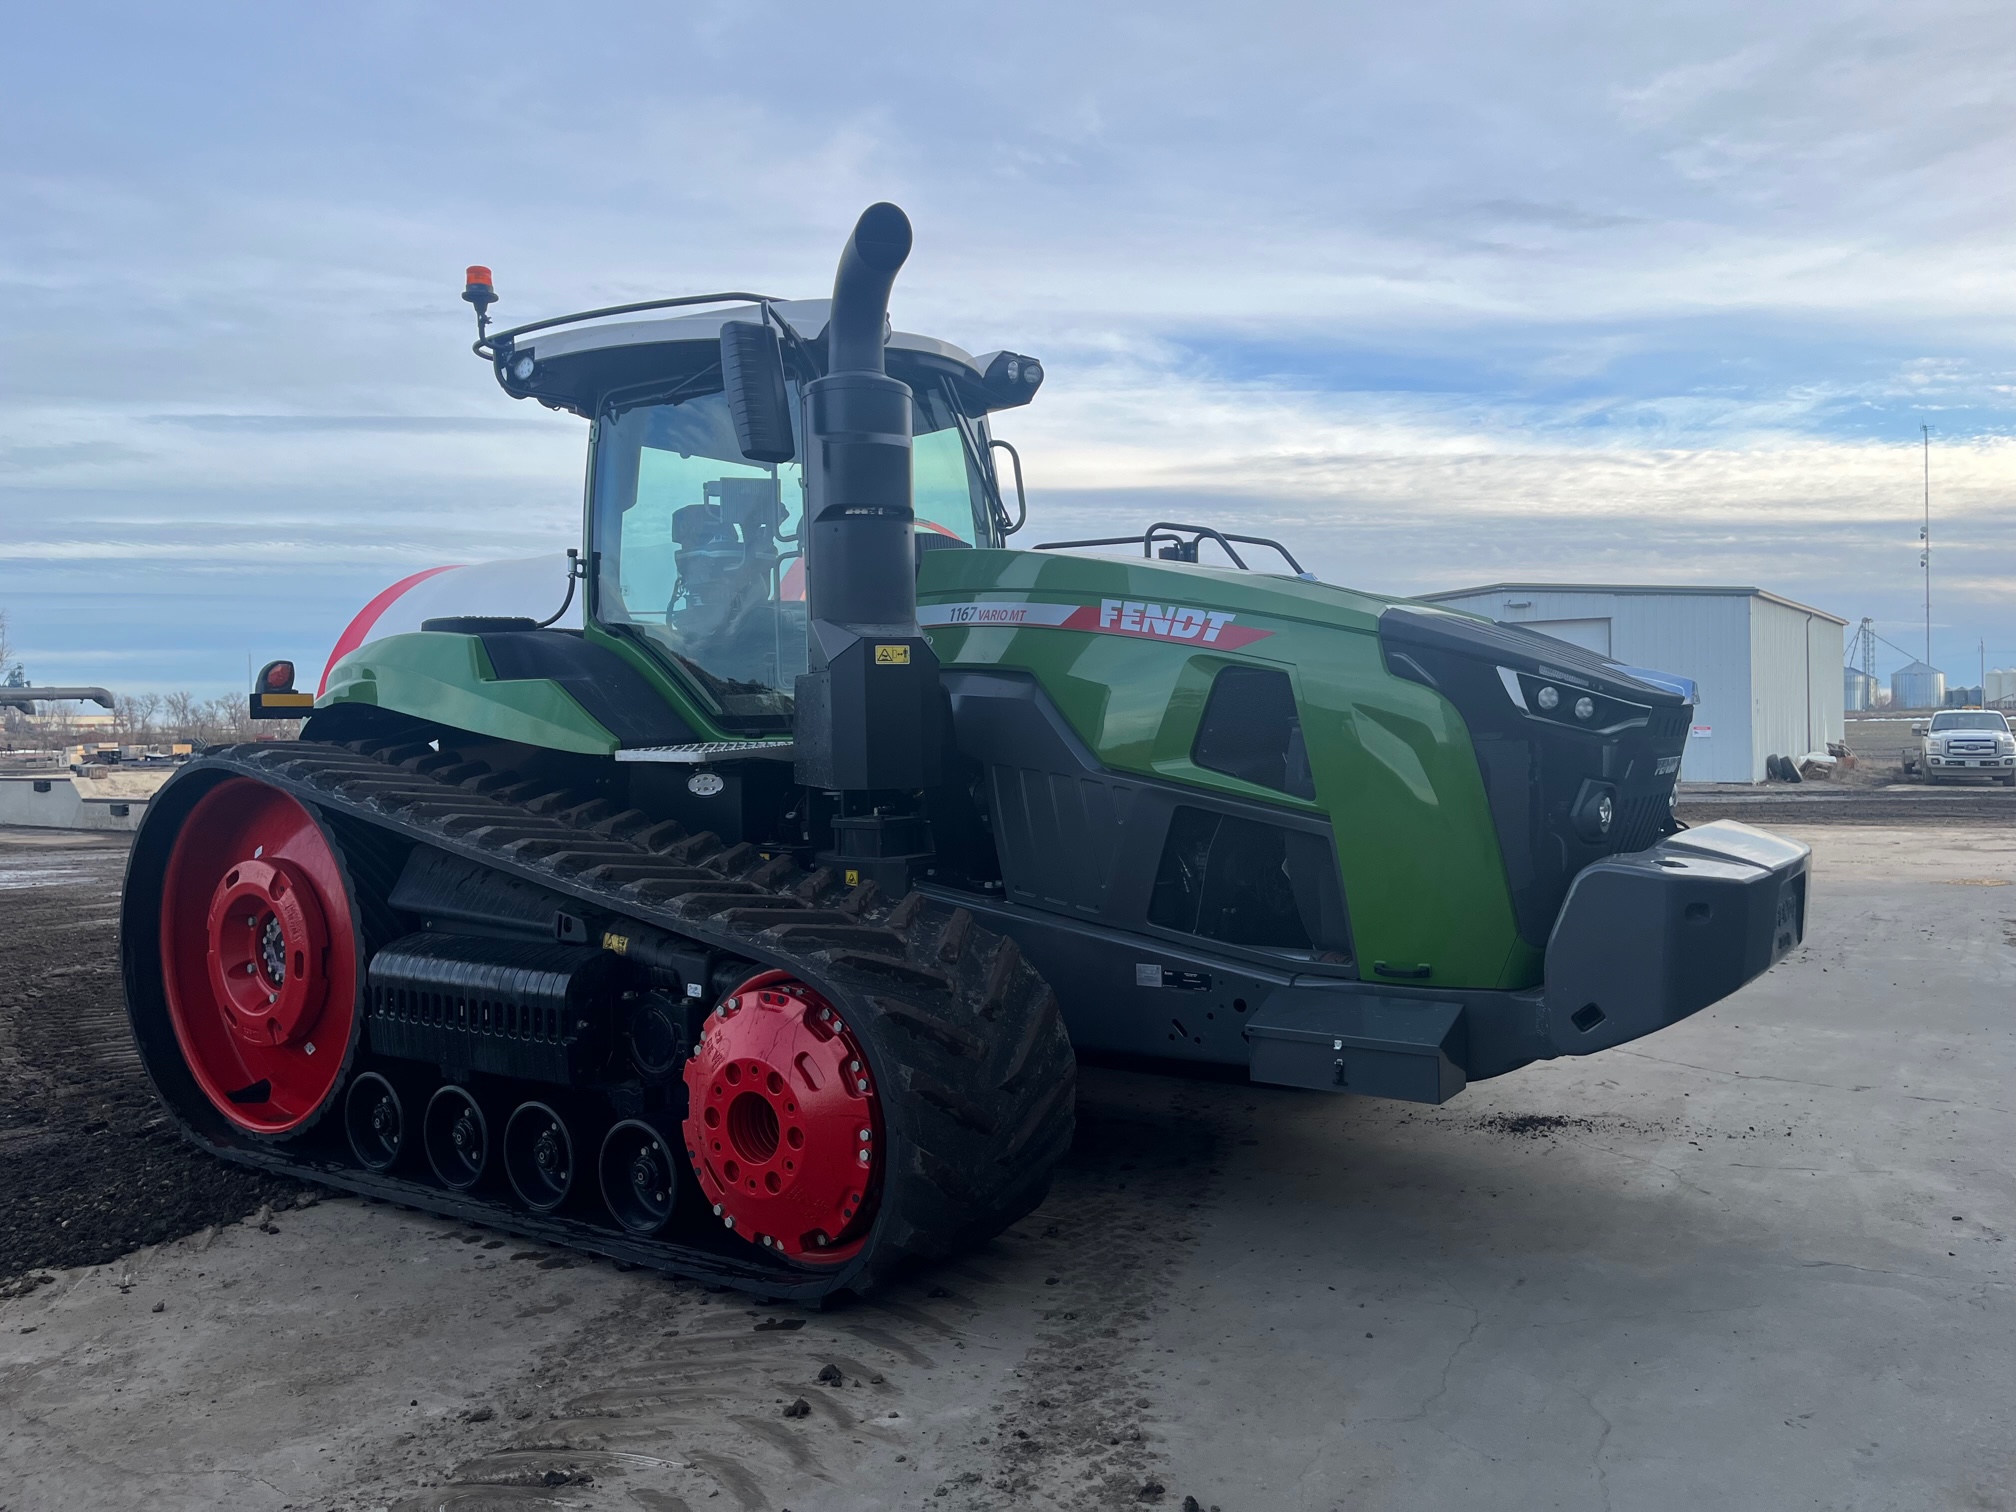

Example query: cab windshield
[590,380,996,731]
[1930,712,2009,732]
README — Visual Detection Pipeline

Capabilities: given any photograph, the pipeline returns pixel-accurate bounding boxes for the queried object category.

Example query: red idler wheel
[682,970,881,1264]
[159,778,358,1135]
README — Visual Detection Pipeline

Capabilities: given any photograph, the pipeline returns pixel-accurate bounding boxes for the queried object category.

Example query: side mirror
[1911,725,1928,736]
[719,321,795,464]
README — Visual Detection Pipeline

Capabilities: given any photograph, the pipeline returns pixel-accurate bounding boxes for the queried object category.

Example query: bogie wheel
[157,777,361,1135]
[504,1101,577,1213]
[424,1084,490,1190]
[343,1072,407,1171]
[599,1119,681,1235]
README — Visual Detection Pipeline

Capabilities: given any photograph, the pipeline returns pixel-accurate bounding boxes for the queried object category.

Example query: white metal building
[1416,584,1847,784]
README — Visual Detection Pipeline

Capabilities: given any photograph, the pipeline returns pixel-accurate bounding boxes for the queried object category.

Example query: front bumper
[1537,819,1808,1055]
[1245,821,1810,1102]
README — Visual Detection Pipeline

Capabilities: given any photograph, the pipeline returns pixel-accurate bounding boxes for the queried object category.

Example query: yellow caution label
[874,644,911,665]
[602,932,630,955]
[844,868,861,887]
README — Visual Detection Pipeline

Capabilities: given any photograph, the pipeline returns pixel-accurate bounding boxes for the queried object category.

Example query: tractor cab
[481,295,1041,733]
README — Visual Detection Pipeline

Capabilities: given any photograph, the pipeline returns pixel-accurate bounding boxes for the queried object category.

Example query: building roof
[1418,582,1848,626]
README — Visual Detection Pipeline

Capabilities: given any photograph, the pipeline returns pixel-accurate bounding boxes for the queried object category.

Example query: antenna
[1921,424,1931,665]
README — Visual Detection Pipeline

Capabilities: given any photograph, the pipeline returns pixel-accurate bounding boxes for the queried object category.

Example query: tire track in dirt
[382,1269,931,1510]
[373,1070,1241,1512]
[951,1072,1235,1511]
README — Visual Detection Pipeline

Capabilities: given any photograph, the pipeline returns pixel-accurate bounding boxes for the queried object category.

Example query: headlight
[1496,668,1653,734]
[511,354,536,381]
[1572,780,1619,842]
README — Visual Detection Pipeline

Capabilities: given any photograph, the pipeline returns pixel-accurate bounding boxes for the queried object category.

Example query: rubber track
[122,740,1077,1301]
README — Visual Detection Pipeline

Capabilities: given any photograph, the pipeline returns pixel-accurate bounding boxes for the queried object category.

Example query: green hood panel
[917,547,1533,990]
[320,632,619,756]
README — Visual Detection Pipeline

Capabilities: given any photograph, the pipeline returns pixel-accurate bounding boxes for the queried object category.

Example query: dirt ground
[0,832,300,1284]
[2,813,2013,1511]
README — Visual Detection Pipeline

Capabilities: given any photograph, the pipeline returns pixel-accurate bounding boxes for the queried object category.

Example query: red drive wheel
[159,778,359,1135]
[682,971,881,1264]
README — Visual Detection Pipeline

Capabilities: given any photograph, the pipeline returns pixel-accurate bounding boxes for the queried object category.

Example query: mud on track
[0,834,301,1287]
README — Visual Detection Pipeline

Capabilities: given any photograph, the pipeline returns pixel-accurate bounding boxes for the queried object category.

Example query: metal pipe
[826,203,912,376]
[0,686,115,710]
[803,204,917,639]
[792,203,942,792]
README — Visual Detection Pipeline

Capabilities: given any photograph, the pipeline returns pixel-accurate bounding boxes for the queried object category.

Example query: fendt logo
[917,599,1273,649]
[1098,599,1232,640]
[1083,599,1272,648]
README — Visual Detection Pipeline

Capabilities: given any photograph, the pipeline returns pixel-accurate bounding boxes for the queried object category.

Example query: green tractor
[121,205,1809,1299]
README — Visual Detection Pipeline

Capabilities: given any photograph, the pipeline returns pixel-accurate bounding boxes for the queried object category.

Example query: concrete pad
[2,823,2011,1511]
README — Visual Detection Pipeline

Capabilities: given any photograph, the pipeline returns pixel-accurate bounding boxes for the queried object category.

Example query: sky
[3,0,2014,699]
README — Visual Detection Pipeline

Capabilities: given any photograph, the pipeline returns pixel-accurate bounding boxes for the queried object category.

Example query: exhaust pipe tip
[849,201,912,274]
[827,202,913,376]
[503,1101,577,1213]
[423,1084,489,1191]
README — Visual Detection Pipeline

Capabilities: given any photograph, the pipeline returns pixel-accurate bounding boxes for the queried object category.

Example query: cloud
[2,0,2014,694]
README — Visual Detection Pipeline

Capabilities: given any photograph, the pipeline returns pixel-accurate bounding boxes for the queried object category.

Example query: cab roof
[493,297,1011,420]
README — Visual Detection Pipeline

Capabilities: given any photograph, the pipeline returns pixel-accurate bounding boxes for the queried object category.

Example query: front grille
[1612,792,1670,854]
[1379,604,1694,947]
[1647,706,1691,740]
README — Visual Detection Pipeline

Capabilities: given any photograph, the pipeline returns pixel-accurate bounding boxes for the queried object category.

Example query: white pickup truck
[1913,709,2016,785]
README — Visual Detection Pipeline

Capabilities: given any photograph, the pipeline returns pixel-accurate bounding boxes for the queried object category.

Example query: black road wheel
[504,1101,576,1213]
[343,1072,406,1171]
[599,1119,680,1234]
[423,1084,489,1190]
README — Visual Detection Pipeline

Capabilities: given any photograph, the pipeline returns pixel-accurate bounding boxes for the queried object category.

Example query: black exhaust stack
[793,203,944,795]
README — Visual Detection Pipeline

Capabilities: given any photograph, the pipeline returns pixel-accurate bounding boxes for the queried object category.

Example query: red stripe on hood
[318,566,459,694]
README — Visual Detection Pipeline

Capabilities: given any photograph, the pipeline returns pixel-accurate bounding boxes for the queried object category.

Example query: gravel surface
[0,835,300,1288]
[1678,780,2016,827]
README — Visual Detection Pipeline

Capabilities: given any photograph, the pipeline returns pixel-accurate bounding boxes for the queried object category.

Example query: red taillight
[258,659,296,692]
